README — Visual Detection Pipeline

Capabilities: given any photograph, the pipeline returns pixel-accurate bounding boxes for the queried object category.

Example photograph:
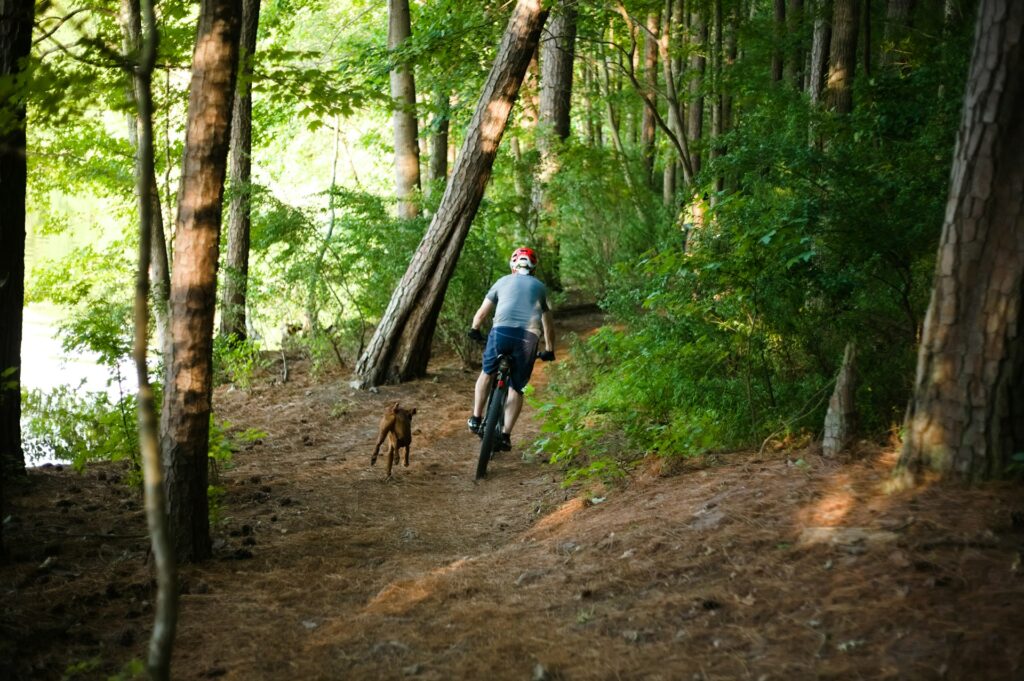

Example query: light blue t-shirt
[486,273,549,335]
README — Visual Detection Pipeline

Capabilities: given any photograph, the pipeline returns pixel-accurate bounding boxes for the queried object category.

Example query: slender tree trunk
[772,0,786,81]
[0,0,34,556]
[711,0,726,192]
[161,0,242,563]
[881,0,916,66]
[688,9,707,177]
[898,0,1024,482]
[786,0,806,88]
[808,0,832,104]
[120,0,172,362]
[825,0,860,113]
[126,0,178,676]
[428,87,449,188]
[389,0,420,220]
[862,0,871,77]
[355,0,549,387]
[641,11,659,184]
[220,0,261,341]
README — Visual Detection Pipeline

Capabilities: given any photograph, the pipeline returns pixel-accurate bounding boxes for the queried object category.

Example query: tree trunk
[881,0,916,67]
[125,0,178,675]
[0,0,35,557]
[898,0,1024,482]
[534,0,576,288]
[687,9,707,176]
[808,0,832,104]
[539,0,576,144]
[641,11,658,184]
[822,342,857,457]
[428,87,450,187]
[772,0,786,82]
[389,0,420,220]
[161,0,242,563]
[354,0,549,388]
[220,0,261,341]
[825,0,860,113]
[710,0,726,192]
[120,0,172,362]
[786,0,806,89]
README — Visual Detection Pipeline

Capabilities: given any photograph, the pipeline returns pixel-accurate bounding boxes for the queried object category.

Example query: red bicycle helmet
[509,246,538,273]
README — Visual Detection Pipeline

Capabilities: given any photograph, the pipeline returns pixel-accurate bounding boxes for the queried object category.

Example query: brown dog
[371,402,417,478]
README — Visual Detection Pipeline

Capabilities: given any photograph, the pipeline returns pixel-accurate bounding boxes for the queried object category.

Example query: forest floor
[2,311,1024,681]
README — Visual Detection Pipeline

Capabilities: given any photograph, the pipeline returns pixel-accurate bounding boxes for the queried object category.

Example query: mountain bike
[475,351,515,480]
[472,345,553,480]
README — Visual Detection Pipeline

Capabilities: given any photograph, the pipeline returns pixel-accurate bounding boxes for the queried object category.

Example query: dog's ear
[409,408,417,416]
[390,401,400,412]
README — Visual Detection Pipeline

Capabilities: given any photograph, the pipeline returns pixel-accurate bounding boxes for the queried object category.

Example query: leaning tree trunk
[825,0,860,113]
[161,0,242,562]
[898,0,1024,482]
[355,0,549,388]
[0,0,35,558]
[389,0,420,220]
[220,0,261,341]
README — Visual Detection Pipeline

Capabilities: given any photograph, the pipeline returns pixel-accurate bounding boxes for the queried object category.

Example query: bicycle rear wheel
[476,383,507,480]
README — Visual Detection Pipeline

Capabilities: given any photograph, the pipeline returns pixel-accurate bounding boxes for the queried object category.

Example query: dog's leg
[385,434,396,478]
[371,429,388,466]
[404,445,410,467]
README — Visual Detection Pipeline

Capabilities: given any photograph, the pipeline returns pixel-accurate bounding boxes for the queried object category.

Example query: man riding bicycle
[467,247,555,451]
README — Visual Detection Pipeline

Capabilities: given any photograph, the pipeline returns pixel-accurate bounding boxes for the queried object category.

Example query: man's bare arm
[541,310,555,352]
[472,298,495,330]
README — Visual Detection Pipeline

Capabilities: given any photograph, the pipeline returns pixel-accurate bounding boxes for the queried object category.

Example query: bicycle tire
[476,381,507,480]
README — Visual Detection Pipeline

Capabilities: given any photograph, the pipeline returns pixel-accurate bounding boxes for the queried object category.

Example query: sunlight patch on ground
[524,496,588,538]
[363,556,472,615]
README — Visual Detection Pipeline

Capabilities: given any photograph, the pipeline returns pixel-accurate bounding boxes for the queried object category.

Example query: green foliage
[21,385,141,478]
[537,6,974,483]
[213,336,269,390]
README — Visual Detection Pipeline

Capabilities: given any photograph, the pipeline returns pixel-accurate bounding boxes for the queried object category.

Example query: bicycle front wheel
[476,383,507,480]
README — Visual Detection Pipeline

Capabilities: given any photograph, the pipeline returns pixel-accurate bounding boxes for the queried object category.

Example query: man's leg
[473,371,491,418]
[503,389,524,434]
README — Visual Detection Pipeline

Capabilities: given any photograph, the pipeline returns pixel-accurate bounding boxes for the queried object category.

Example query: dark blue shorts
[482,327,539,394]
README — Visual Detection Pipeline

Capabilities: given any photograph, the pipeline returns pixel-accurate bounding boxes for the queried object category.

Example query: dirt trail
[3,311,1023,680]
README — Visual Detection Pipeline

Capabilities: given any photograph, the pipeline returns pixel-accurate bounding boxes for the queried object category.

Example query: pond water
[22,223,133,466]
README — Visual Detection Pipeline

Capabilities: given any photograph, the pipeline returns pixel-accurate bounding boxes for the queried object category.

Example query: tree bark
[641,11,658,184]
[823,342,857,457]
[881,0,916,66]
[220,0,261,341]
[0,0,34,557]
[539,0,576,144]
[389,0,421,220]
[786,0,806,89]
[825,0,860,113]
[687,8,707,176]
[120,0,172,362]
[808,0,832,104]
[354,0,549,388]
[428,87,450,188]
[772,0,787,82]
[898,0,1024,482]
[125,0,178,675]
[161,0,242,562]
